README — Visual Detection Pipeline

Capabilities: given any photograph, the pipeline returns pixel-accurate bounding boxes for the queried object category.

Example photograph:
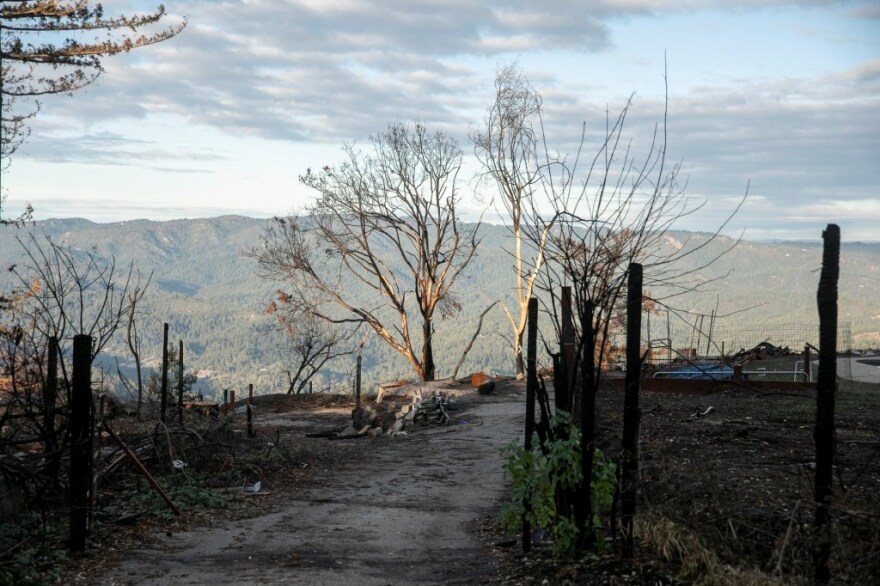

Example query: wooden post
[814,224,839,585]
[223,389,228,414]
[705,310,715,357]
[621,263,643,559]
[577,300,597,549]
[666,310,672,365]
[697,315,704,357]
[44,336,59,464]
[804,344,812,381]
[160,323,169,424]
[69,335,91,552]
[247,384,255,437]
[177,339,184,426]
[522,297,538,553]
[229,390,236,416]
[560,286,575,414]
[355,354,362,410]
[309,380,313,394]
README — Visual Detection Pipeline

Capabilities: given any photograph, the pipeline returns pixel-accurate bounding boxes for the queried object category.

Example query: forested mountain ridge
[1,217,877,398]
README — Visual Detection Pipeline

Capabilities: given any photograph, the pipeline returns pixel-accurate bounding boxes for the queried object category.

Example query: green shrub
[499,411,616,556]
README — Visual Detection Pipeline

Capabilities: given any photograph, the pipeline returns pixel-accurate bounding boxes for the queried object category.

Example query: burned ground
[5,372,877,585]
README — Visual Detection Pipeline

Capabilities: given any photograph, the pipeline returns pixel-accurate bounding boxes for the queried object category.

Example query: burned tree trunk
[522,297,538,553]
[621,263,643,559]
[576,300,597,549]
[421,319,436,382]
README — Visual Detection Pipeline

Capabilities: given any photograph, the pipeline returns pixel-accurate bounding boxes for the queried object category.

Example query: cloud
[850,2,880,19]
[8,0,878,239]
[21,128,226,168]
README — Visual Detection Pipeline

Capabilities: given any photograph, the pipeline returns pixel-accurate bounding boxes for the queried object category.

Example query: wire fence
[636,318,853,361]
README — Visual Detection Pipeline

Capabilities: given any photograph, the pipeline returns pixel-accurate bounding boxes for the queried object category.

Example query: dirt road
[97,391,525,585]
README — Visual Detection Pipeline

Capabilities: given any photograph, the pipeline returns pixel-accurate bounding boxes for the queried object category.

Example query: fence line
[634,319,853,359]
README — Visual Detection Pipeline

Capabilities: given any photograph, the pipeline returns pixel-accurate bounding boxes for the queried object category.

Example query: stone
[352,407,376,429]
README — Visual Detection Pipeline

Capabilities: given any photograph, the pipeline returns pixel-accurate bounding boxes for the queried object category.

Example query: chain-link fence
[638,318,852,361]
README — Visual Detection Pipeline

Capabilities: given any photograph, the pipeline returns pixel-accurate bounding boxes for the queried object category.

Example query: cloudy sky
[3,0,878,240]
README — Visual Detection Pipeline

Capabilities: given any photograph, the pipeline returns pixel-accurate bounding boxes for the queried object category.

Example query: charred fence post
[576,300,597,549]
[522,297,538,553]
[355,354,362,411]
[223,389,228,414]
[177,339,184,426]
[247,383,255,438]
[804,344,812,381]
[621,262,643,559]
[44,336,59,475]
[814,224,839,584]
[70,334,92,552]
[229,390,236,417]
[559,286,575,414]
[160,323,169,424]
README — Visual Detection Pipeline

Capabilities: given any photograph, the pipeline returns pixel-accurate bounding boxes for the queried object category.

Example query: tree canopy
[0,1,186,162]
[253,122,481,382]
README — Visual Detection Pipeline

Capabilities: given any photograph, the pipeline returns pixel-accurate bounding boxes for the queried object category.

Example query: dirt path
[97,395,525,585]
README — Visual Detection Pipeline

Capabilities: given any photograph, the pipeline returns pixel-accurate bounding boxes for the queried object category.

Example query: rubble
[316,390,458,440]
[731,341,791,363]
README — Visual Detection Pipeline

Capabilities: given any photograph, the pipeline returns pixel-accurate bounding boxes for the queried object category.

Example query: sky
[2,0,879,240]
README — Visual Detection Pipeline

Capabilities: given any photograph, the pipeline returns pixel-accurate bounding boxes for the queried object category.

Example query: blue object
[662,365,734,380]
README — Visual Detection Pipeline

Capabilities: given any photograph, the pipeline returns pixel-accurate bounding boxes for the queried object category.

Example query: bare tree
[473,64,553,378]
[8,235,149,359]
[512,67,743,551]
[535,93,742,392]
[267,291,353,394]
[115,278,151,419]
[253,122,480,381]
[0,1,186,162]
[0,234,149,503]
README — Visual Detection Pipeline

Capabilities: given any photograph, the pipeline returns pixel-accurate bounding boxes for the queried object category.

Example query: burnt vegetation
[0,50,877,585]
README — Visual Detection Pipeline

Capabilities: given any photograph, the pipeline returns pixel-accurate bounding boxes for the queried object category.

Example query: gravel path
[97,395,525,585]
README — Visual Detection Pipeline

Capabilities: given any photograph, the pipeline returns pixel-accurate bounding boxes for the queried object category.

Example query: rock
[338,423,358,437]
[352,407,376,429]
[376,411,398,431]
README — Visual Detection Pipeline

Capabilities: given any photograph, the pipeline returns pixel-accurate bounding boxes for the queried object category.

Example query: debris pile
[731,341,791,363]
[315,391,458,440]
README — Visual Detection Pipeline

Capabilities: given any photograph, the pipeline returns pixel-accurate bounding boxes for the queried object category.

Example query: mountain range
[2,216,877,398]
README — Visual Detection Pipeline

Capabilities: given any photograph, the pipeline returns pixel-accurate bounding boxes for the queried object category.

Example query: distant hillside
[2,217,878,397]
